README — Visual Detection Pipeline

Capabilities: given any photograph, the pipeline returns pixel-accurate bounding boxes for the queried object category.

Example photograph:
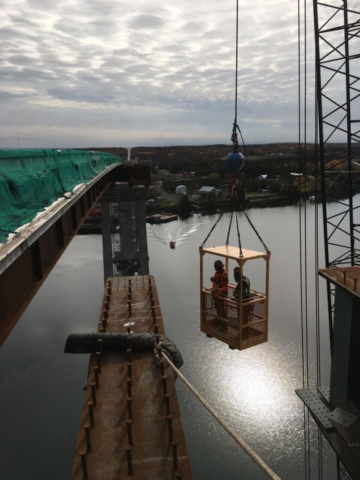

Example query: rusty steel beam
[69,275,192,480]
[0,165,123,346]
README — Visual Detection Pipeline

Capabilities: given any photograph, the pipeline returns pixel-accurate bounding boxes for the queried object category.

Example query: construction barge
[146,214,178,224]
[67,275,192,479]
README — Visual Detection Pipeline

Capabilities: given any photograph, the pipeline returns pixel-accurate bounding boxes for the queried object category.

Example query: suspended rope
[225,211,234,245]
[227,0,247,173]
[231,0,245,156]
[232,1,248,163]
[229,0,239,150]
[200,202,269,256]
[200,212,224,246]
[298,34,310,480]
[239,204,269,252]
[160,349,281,480]
[201,207,268,254]
[237,124,248,160]
[315,126,324,480]
[201,0,269,256]
[297,0,314,475]
[234,0,238,127]
[235,214,243,257]
[314,39,323,480]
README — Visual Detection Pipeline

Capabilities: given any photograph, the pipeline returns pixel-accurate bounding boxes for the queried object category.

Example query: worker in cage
[210,260,228,329]
[232,266,253,325]
[233,266,250,300]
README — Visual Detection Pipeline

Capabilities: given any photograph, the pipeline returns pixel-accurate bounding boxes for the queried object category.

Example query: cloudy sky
[1,0,312,149]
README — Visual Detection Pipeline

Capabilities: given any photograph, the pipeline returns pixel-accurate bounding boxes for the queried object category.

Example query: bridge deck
[71,275,192,480]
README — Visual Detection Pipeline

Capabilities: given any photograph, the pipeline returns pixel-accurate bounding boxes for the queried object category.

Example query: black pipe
[64,332,183,369]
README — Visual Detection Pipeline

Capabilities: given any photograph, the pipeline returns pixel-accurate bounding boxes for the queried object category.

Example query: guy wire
[298,0,310,477]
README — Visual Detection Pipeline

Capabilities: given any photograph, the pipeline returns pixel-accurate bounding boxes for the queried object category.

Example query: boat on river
[146,213,178,224]
[170,241,176,249]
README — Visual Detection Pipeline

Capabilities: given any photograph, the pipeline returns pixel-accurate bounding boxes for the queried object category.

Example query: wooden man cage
[200,245,270,351]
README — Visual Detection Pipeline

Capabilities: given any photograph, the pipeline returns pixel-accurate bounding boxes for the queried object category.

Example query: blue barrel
[226,152,245,171]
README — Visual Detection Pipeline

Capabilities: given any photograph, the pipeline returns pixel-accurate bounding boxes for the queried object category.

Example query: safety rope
[226,211,233,245]
[235,214,243,257]
[201,212,223,246]
[239,204,269,252]
[160,349,281,480]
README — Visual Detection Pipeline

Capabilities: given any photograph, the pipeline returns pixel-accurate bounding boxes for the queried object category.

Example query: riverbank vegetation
[92,143,357,213]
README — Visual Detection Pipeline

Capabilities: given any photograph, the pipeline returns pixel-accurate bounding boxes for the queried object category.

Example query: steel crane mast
[314,0,360,343]
[311,2,360,478]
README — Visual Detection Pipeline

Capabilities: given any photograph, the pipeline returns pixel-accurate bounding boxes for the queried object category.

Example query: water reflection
[0,236,105,480]
[0,201,344,479]
[147,205,337,479]
[148,218,205,246]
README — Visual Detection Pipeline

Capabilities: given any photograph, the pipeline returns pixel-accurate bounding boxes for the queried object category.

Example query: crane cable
[231,0,248,160]
[239,204,269,252]
[234,0,238,129]
[235,213,243,257]
[298,0,311,473]
[225,211,234,245]
[201,0,271,251]
[314,66,323,480]
[200,209,267,255]
[160,349,281,480]
[298,0,326,475]
[200,212,224,246]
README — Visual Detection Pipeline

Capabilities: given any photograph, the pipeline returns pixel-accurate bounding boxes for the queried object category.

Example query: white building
[175,185,188,195]
[199,186,219,196]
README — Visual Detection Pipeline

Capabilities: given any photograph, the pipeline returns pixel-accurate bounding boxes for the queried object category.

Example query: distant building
[199,186,219,197]
[175,185,188,195]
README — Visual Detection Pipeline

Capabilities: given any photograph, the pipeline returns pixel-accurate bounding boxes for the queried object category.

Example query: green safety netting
[0,149,122,244]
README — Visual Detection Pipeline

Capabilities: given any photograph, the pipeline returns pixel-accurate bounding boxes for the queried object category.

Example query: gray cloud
[0,0,318,148]
[129,14,166,30]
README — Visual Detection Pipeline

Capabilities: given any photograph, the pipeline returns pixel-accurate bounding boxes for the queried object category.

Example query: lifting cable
[201,0,269,253]
[160,349,281,480]
[298,0,324,474]
[200,212,224,246]
[225,211,234,245]
[201,208,268,253]
[239,204,269,252]
[314,67,323,479]
[298,5,311,477]
[235,213,243,257]
[232,0,248,161]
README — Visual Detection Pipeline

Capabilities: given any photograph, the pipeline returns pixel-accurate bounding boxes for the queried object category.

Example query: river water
[0,201,346,479]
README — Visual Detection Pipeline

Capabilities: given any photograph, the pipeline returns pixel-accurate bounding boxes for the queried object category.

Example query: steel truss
[313,3,360,479]
[314,0,360,339]
[338,457,353,480]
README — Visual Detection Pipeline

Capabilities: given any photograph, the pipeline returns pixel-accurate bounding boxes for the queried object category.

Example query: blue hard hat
[226,152,245,171]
